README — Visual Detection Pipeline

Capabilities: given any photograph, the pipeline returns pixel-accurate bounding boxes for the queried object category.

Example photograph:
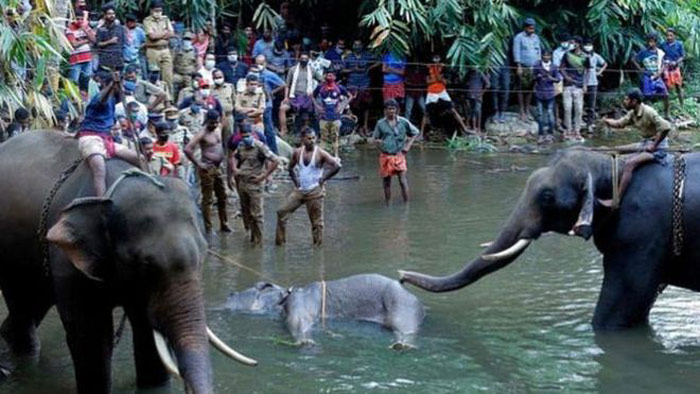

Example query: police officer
[165,106,195,185]
[179,100,206,135]
[143,0,174,92]
[173,30,198,100]
[211,68,236,147]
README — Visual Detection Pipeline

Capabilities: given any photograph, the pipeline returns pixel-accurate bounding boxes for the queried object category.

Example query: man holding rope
[599,88,672,208]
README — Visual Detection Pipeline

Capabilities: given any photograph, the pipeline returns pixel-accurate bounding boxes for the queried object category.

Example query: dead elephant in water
[226,274,425,349]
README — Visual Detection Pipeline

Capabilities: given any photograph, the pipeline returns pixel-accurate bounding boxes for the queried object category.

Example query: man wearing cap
[228,124,279,245]
[173,30,198,99]
[166,106,194,184]
[212,68,237,144]
[143,0,174,90]
[95,3,126,72]
[513,17,542,121]
[600,88,673,208]
[179,99,205,135]
[372,99,419,204]
[185,109,232,233]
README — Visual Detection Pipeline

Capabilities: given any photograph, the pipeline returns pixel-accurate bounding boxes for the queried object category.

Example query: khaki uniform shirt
[235,90,265,123]
[170,124,193,151]
[174,48,197,76]
[608,103,672,139]
[212,83,236,114]
[134,79,166,105]
[178,87,195,105]
[234,139,276,185]
[179,109,205,134]
[143,15,173,48]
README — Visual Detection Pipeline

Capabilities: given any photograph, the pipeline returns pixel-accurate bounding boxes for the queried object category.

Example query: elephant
[0,132,255,394]
[226,274,425,348]
[400,148,700,330]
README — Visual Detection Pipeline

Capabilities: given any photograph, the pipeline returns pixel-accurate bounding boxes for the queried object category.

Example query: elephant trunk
[151,277,213,394]
[400,200,537,292]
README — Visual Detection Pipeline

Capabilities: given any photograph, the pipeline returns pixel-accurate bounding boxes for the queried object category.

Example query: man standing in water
[600,88,672,208]
[276,126,341,246]
[185,109,232,233]
[372,99,419,204]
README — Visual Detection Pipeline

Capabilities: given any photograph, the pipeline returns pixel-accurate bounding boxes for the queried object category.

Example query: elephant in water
[401,148,700,330]
[227,274,425,348]
[0,132,255,394]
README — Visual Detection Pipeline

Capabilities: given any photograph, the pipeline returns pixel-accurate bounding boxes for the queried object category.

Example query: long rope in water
[207,249,279,285]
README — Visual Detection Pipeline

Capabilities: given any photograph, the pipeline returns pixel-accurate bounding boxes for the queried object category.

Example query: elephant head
[227,282,289,313]
[400,149,615,292]
[46,176,255,393]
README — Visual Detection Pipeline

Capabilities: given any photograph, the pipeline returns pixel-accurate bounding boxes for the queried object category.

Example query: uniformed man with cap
[179,100,206,135]
[173,30,198,100]
[146,112,165,138]
[164,106,195,184]
[211,68,236,146]
[143,0,175,91]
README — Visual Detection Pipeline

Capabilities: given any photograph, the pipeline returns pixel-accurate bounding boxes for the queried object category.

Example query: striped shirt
[66,23,92,65]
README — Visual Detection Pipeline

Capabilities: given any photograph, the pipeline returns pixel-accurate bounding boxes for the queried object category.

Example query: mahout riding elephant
[227,274,425,348]
[0,132,255,394]
[400,148,700,330]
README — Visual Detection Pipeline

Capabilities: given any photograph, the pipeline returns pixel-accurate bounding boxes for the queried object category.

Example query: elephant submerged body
[401,149,700,330]
[227,274,425,348]
[0,132,251,393]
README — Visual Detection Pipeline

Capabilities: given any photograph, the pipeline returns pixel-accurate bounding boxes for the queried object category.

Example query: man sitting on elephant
[78,70,141,196]
[600,88,672,208]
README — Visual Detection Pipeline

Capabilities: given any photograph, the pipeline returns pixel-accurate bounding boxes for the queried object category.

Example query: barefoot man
[600,88,672,208]
[372,99,419,204]
[185,109,232,233]
[276,126,341,246]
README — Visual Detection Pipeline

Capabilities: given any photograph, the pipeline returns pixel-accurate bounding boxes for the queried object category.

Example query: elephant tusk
[206,327,258,366]
[479,241,493,248]
[153,330,182,379]
[481,239,532,261]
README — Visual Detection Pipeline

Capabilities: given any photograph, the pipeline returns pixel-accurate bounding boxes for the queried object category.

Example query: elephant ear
[46,197,114,281]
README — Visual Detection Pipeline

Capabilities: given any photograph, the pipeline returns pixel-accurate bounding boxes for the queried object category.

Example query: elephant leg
[592,248,664,330]
[125,306,169,389]
[55,282,114,394]
[0,277,52,358]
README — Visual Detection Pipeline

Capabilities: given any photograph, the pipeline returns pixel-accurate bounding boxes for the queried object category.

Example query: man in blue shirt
[217,46,249,86]
[124,14,146,76]
[512,18,541,121]
[633,33,670,118]
[660,27,685,110]
[255,55,287,154]
[78,70,140,196]
[314,70,350,157]
[343,40,377,134]
[382,52,406,107]
[324,38,346,76]
[252,29,275,61]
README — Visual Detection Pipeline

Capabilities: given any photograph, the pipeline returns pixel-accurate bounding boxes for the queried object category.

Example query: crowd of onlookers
[0,2,689,150]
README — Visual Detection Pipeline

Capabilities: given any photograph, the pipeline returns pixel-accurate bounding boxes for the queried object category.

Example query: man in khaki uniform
[165,106,195,184]
[179,101,206,135]
[235,74,266,135]
[228,124,278,245]
[600,88,673,209]
[143,1,174,91]
[173,31,197,100]
[212,68,236,145]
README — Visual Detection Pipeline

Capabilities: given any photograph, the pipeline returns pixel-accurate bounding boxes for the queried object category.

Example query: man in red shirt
[152,122,182,177]
[65,15,95,86]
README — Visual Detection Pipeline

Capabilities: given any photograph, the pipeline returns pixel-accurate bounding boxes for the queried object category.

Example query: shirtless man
[185,109,232,233]
[276,126,341,246]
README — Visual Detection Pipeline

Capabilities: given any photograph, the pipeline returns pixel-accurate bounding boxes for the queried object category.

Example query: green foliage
[447,136,498,153]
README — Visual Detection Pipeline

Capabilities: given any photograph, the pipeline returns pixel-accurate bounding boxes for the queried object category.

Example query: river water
[3,148,700,393]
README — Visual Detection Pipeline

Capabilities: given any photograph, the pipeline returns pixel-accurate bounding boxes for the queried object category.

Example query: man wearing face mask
[268,41,292,78]
[552,34,572,131]
[313,71,350,157]
[253,29,275,61]
[212,68,236,145]
[143,1,174,91]
[179,100,206,135]
[560,36,587,141]
[122,65,167,109]
[280,51,316,136]
[165,106,194,183]
[254,55,286,154]
[218,47,249,86]
[115,85,148,125]
[180,79,224,116]
[198,53,217,86]
[173,31,198,100]
[324,38,346,77]
[185,109,232,233]
[582,38,607,133]
[177,72,202,105]
[512,17,542,121]
[152,121,181,177]
[343,40,378,135]
[228,124,278,245]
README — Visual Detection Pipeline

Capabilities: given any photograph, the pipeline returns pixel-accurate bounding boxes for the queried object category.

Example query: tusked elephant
[227,274,425,348]
[0,132,255,394]
[400,148,700,330]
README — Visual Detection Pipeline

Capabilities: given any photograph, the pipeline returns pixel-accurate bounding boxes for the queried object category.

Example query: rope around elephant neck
[611,154,620,209]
